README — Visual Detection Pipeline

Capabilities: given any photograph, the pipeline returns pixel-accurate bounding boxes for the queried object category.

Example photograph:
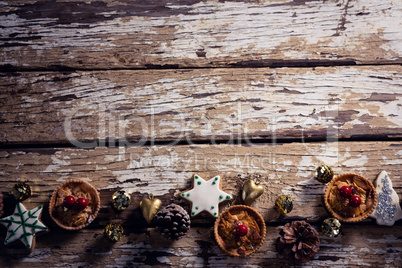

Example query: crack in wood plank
[0,0,400,69]
[1,66,401,145]
[0,141,400,226]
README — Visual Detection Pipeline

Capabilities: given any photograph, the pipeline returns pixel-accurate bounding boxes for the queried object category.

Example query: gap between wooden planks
[0,141,400,226]
[0,0,401,69]
[1,65,401,145]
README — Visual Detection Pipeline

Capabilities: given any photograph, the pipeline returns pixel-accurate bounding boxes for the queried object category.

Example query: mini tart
[324,173,377,223]
[214,205,266,257]
[49,179,100,230]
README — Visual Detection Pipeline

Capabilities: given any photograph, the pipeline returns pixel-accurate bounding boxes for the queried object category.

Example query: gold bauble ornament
[104,222,124,242]
[140,194,162,223]
[12,182,31,201]
[275,195,293,214]
[112,190,131,211]
[242,179,264,205]
[321,217,341,238]
[314,164,334,183]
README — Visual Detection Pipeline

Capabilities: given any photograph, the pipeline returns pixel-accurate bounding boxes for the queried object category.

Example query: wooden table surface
[1,0,401,267]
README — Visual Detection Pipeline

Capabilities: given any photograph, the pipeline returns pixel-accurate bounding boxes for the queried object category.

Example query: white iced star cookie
[179,174,232,217]
[0,202,48,251]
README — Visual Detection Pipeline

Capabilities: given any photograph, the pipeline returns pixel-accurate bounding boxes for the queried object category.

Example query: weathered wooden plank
[1,65,401,145]
[0,0,401,69]
[0,220,401,266]
[0,141,400,226]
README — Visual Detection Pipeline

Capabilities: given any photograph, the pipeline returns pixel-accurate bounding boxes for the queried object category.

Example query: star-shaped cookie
[179,174,232,217]
[0,202,48,251]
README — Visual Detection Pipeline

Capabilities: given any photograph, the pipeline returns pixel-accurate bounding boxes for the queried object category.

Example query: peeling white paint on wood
[2,225,397,267]
[0,0,401,68]
[1,1,401,267]
[1,66,401,144]
[2,141,400,226]
[43,154,71,173]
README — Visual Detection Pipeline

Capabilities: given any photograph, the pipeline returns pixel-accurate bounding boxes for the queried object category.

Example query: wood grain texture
[0,0,401,69]
[1,65,401,145]
[0,141,401,266]
[0,141,400,225]
[1,0,401,266]
[1,226,401,267]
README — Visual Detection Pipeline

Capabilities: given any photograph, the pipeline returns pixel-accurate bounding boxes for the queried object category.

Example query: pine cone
[276,221,320,264]
[0,193,3,218]
[155,204,190,240]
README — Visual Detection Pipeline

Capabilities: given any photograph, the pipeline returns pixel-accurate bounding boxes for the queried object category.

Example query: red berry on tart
[74,197,88,211]
[63,195,76,208]
[339,186,352,198]
[349,195,362,208]
[236,224,248,237]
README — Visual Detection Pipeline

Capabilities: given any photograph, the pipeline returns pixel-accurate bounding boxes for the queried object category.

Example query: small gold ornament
[314,164,334,183]
[321,218,341,238]
[140,194,162,223]
[104,222,124,242]
[275,195,293,214]
[12,182,31,201]
[112,190,131,211]
[242,179,264,205]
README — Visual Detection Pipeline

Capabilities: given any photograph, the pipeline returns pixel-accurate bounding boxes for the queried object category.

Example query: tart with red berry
[49,179,100,230]
[214,205,266,257]
[324,173,377,223]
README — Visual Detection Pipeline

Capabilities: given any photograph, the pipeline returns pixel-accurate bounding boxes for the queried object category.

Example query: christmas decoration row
[0,168,401,263]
